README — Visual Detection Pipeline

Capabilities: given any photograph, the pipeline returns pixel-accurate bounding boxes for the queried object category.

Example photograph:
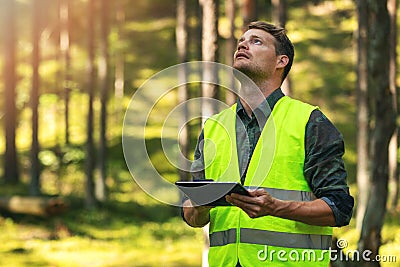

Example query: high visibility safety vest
[203,96,333,267]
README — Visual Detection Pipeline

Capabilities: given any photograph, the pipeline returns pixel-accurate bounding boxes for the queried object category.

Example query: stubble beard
[232,62,265,102]
[233,61,266,85]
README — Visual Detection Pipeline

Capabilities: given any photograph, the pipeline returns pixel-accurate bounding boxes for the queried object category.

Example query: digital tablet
[175,180,250,206]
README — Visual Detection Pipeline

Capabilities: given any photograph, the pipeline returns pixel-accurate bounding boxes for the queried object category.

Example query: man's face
[233,29,280,80]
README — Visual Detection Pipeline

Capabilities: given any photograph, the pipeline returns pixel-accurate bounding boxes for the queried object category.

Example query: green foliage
[38,150,59,170]
[0,210,203,267]
[285,0,358,183]
[0,173,202,266]
[61,146,86,165]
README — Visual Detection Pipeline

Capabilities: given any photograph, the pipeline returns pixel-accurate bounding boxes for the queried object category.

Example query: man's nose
[237,39,249,50]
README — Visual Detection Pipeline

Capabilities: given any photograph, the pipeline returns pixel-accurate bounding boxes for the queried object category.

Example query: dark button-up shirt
[188,88,354,227]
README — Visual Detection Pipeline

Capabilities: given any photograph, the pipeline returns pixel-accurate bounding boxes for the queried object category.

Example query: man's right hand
[182,199,213,227]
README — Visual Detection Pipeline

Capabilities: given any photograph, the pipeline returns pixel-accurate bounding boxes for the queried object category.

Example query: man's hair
[248,21,294,82]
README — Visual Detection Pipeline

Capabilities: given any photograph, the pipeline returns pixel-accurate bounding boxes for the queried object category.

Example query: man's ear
[277,55,289,68]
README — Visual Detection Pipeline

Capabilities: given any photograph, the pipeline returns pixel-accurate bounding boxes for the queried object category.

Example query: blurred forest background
[0,0,399,266]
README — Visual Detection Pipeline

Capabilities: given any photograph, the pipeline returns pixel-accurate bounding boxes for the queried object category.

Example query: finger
[225,195,234,204]
[183,199,193,207]
[226,195,259,212]
[234,201,261,217]
[226,195,244,206]
[249,188,267,197]
[229,193,259,204]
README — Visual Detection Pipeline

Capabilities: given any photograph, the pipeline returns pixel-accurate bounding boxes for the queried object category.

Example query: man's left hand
[225,189,279,218]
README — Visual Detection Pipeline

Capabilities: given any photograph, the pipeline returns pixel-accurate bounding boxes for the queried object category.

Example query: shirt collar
[236,88,285,117]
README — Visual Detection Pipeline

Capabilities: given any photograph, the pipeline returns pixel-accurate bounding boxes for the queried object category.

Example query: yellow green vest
[203,96,333,267]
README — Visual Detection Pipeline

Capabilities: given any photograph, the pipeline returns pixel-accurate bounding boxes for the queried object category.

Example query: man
[182,21,353,266]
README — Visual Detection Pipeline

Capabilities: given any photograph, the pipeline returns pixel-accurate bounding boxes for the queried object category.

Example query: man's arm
[181,130,210,227]
[227,109,353,227]
[304,110,354,227]
[226,189,336,226]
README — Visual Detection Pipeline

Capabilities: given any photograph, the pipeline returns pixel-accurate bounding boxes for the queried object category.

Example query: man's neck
[239,79,280,116]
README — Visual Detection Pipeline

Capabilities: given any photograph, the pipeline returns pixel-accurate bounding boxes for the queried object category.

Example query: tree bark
[358,1,395,265]
[85,0,97,209]
[3,0,19,184]
[271,0,291,96]
[241,0,257,31]
[0,196,68,217]
[176,0,190,181]
[387,0,398,211]
[225,0,237,105]
[195,0,203,63]
[201,0,219,125]
[60,0,72,145]
[200,1,219,265]
[114,0,125,119]
[96,0,109,202]
[355,0,370,231]
[30,0,43,196]
[271,0,287,26]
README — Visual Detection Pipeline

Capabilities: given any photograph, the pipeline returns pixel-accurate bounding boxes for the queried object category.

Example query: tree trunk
[85,0,97,209]
[30,0,42,196]
[358,1,395,265]
[355,0,370,231]
[241,0,257,31]
[0,196,68,217]
[387,0,398,211]
[200,1,219,266]
[3,0,19,184]
[271,0,291,96]
[195,0,203,63]
[271,0,287,26]
[201,0,219,125]
[96,0,109,202]
[176,0,190,181]
[60,0,72,145]
[114,0,125,119]
[225,0,237,105]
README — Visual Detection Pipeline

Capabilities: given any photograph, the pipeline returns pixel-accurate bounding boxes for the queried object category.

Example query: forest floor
[0,183,203,267]
[0,180,399,267]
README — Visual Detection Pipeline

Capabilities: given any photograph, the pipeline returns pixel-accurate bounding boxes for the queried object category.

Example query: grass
[0,217,203,267]
[0,179,399,267]
[0,180,204,267]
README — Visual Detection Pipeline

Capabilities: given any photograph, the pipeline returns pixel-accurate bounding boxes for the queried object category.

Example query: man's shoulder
[277,96,318,112]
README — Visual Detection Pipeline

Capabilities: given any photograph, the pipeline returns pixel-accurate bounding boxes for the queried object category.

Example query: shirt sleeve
[180,129,206,225]
[190,130,206,180]
[304,110,354,227]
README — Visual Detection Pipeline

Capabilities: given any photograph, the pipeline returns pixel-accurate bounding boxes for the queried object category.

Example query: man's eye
[253,39,262,45]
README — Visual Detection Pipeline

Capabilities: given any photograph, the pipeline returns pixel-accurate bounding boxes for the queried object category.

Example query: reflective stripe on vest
[246,186,317,201]
[210,228,331,250]
[209,228,237,246]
